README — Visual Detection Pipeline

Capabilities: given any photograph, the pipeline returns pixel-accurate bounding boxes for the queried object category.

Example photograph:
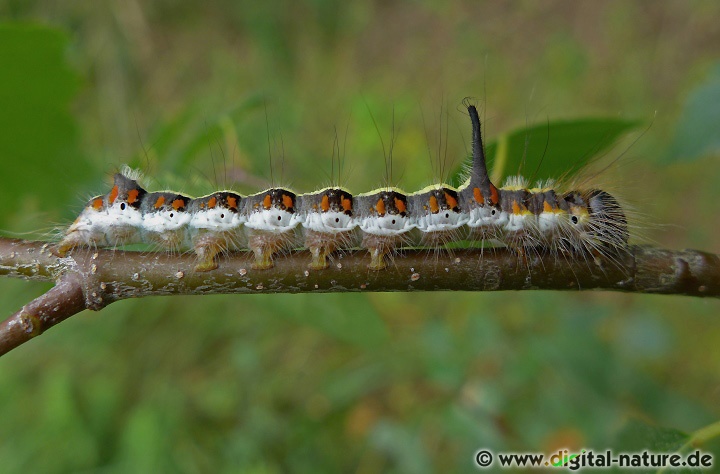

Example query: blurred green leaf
[454,118,640,185]
[666,63,720,162]
[610,419,704,474]
[0,23,93,228]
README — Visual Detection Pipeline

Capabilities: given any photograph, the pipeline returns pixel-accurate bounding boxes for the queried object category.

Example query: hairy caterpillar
[458,104,628,264]
[56,104,630,271]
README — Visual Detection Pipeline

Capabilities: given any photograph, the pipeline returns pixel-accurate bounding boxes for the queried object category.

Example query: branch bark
[1,236,719,356]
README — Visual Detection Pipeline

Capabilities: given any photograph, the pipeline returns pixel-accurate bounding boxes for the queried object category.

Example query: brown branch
[0,273,85,356]
[1,236,719,356]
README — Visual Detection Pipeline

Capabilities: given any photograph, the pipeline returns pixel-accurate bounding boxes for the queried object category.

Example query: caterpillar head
[587,189,629,246]
[563,190,629,249]
[563,191,591,228]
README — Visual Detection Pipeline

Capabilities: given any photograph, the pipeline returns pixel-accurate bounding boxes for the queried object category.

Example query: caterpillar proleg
[54,101,631,272]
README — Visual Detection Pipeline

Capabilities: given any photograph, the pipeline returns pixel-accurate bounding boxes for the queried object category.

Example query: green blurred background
[1,1,720,472]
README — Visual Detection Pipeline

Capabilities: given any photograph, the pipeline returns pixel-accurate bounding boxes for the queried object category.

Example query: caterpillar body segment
[243,188,301,270]
[188,191,245,271]
[458,103,502,241]
[57,172,147,256]
[140,192,193,252]
[355,188,413,270]
[527,185,565,241]
[494,186,534,252]
[104,172,147,247]
[297,187,357,270]
[408,185,468,248]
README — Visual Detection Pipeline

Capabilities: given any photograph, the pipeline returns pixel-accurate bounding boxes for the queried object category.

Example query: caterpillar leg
[368,246,388,271]
[55,241,80,257]
[304,230,354,270]
[192,231,243,272]
[193,240,223,272]
[247,231,293,270]
[308,245,331,270]
[56,227,108,257]
[56,237,79,257]
[249,244,277,270]
[362,234,400,271]
[305,231,333,270]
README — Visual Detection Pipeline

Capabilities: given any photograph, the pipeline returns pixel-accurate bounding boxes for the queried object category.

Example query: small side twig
[0,273,85,356]
[1,237,719,357]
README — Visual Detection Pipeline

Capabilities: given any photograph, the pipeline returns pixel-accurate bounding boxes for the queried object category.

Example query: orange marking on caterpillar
[227,196,237,209]
[375,198,386,216]
[127,189,139,204]
[321,194,330,212]
[490,185,499,206]
[154,196,166,209]
[92,198,104,210]
[108,185,119,204]
[282,194,294,210]
[429,195,439,214]
[342,197,352,212]
[207,197,217,208]
[512,201,522,215]
[445,192,458,210]
[394,197,406,214]
[473,187,484,204]
[543,201,553,213]
[172,199,185,210]
[263,194,272,210]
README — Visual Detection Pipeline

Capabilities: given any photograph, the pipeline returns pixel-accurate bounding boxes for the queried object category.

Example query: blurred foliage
[1,1,720,473]
[0,24,92,231]
[484,118,640,185]
[667,64,720,163]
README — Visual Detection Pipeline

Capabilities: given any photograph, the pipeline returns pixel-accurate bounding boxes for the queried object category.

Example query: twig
[1,237,719,356]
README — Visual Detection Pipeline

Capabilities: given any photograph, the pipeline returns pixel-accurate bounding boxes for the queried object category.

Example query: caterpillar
[56,103,630,271]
